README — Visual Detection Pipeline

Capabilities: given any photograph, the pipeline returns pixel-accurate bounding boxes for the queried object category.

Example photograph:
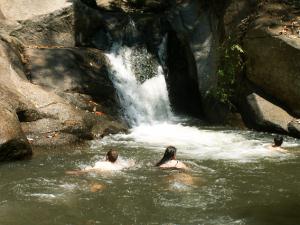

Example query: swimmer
[156,146,188,170]
[88,149,121,171]
[66,149,125,175]
[268,135,288,153]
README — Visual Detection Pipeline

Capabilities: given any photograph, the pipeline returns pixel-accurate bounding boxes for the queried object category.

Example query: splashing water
[106,44,173,126]
[103,25,300,162]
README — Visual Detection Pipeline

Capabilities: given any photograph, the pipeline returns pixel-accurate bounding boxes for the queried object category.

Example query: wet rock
[91,115,128,138]
[167,0,220,96]
[91,30,112,51]
[166,0,220,117]
[244,93,294,133]
[0,107,32,161]
[288,119,300,138]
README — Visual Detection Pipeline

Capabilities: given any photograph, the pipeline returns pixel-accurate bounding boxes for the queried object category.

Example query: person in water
[268,135,287,153]
[156,146,188,169]
[66,149,122,175]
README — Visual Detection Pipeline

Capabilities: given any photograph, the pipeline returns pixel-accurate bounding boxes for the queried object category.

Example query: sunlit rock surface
[245,93,294,133]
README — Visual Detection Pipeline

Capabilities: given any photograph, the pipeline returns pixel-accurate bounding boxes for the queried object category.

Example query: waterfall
[100,20,298,162]
[105,43,173,126]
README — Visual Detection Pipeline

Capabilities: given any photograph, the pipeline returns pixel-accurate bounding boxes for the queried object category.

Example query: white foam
[106,45,172,126]
[103,40,299,163]
[98,123,296,162]
[85,157,135,172]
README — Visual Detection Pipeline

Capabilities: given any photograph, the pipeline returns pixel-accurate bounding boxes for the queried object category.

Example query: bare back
[159,160,188,170]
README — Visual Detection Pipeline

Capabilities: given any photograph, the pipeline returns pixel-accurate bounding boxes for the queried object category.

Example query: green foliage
[208,40,245,108]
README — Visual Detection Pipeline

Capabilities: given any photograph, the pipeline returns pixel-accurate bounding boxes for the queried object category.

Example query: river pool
[1,124,300,225]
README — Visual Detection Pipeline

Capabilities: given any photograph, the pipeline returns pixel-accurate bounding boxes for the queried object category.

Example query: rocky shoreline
[1,0,300,161]
[0,0,128,161]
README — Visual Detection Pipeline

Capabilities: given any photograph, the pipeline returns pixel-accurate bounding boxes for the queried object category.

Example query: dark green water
[1,136,300,225]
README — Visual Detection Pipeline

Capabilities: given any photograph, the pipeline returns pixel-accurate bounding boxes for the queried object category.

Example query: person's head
[156,146,177,166]
[106,149,118,163]
[274,135,283,147]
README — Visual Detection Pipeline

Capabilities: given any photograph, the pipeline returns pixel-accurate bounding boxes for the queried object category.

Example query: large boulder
[0,36,126,160]
[167,0,220,97]
[166,0,220,116]
[0,0,71,21]
[0,83,33,160]
[2,0,105,47]
[24,47,117,114]
[244,93,294,133]
[0,8,4,20]
[243,2,300,117]
[0,107,32,161]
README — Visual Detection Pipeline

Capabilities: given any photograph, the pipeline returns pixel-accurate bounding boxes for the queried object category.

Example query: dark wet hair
[274,135,283,147]
[156,146,177,166]
[106,149,118,163]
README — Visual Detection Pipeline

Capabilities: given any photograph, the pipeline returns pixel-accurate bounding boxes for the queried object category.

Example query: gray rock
[168,0,219,96]
[245,93,294,133]
[0,0,71,21]
[25,47,117,114]
[243,7,300,117]
[288,120,300,138]
[165,0,220,118]
[91,115,128,138]
[0,35,126,160]
[0,8,4,20]
[6,0,105,47]
[0,107,32,161]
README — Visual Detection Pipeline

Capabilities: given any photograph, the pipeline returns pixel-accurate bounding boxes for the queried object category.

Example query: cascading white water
[102,21,299,162]
[106,44,173,126]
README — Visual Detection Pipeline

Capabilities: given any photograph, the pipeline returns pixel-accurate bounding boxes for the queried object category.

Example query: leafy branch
[207,39,245,109]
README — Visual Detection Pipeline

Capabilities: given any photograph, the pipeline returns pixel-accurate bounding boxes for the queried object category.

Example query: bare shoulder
[268,145,288,153]
[176,161,188,170]
[159,160,188,170]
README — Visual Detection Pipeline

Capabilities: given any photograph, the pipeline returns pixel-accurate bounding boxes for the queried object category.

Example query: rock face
[168,0,220,94]
[0,0,71,21]
[1,0,104,48]
[1,0,300,162]
[244,93,294,133]
[0,38,125,150]
[243,2,300,117]
[25,47,117,113]
[0,103,32,161]
[166,0,220,116]
[0,0,128,161]
[244,29,300,117]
